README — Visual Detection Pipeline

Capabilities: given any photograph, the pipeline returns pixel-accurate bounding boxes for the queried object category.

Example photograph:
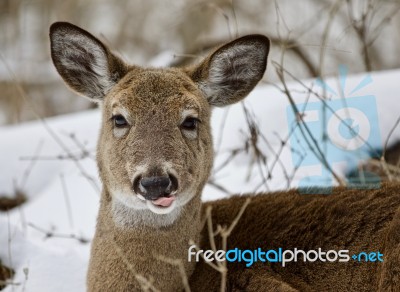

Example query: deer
[49,22,400,292]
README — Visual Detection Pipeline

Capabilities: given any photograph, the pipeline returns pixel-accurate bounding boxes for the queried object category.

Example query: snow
[1,68,400,291]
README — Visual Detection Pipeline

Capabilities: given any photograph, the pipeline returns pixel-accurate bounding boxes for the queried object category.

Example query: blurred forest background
[0,0,399,125]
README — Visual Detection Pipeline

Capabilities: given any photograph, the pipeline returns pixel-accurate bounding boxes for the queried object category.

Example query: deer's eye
[113,115,128,128]
[181,117,199,131]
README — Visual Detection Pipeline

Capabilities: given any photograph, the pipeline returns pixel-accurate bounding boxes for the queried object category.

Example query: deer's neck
[88,189,202,291]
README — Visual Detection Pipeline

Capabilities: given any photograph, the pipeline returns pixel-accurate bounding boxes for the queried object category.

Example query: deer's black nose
[136,175,177,200]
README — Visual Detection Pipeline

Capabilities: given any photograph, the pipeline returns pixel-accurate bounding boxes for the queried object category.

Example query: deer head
[50,22,269,224]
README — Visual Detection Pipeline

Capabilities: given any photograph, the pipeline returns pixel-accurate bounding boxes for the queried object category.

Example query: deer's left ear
[187,35,270,107]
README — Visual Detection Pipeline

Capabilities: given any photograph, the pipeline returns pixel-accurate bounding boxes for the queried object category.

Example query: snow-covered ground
[1,68,400,291]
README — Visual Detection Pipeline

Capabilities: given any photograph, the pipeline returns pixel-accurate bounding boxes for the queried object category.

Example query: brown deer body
[49,22,400,291]
[191,184,400,291]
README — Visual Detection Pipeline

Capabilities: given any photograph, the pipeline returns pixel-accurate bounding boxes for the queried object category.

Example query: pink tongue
[152,196,175,207]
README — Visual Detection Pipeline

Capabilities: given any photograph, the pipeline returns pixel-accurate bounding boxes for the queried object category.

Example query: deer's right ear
[50,22,129,102]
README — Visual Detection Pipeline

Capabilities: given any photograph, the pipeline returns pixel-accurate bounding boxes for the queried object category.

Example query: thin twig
[156,255,191,292]
[27,223,89,244]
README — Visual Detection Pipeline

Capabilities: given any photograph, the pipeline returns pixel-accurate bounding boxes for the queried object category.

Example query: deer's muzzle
[134,175,178,202]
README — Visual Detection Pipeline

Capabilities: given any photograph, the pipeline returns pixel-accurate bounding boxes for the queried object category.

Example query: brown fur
[49,22,400,292]
[88,194,202,291]
[191,184,400,291]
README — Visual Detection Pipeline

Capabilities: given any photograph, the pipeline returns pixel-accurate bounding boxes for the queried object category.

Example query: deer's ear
[187,35,270,107]
[50,22,129,102]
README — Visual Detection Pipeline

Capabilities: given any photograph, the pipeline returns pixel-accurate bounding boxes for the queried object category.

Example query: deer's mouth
[152,195,176,207]
[147,196,177,214]
[137,193,177,214]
